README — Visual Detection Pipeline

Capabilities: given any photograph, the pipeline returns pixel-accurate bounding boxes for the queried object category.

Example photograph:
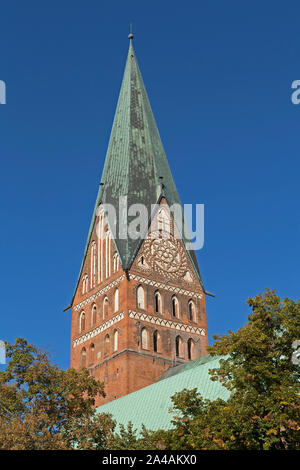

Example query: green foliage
[0,338,115,449]
[109,422,171,450]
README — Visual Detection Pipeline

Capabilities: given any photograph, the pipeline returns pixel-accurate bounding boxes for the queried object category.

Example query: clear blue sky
[0,1,299,370]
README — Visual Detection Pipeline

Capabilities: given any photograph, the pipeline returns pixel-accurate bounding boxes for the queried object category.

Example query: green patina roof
[96,355,229,433]
[71,37,203,302]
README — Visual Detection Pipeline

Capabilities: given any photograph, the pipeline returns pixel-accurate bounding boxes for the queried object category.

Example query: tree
[156,289,300,450]
[0,338,115,449]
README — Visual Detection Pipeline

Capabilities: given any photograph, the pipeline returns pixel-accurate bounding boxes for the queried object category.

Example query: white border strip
[73,312,124,347]
[129,274,203,299]
[129,310,205,336]
[74,275,125,312]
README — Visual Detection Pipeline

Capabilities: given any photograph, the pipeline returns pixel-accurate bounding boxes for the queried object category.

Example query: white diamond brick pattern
[73,312,124,348]
[129,310,205,336]
[129,274,203,299]
[74,275,125,312]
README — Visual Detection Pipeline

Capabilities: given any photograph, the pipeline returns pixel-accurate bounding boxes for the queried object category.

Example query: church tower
[69,34,208,406]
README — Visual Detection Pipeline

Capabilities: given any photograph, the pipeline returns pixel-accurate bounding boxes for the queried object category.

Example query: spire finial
[128,23,134,40]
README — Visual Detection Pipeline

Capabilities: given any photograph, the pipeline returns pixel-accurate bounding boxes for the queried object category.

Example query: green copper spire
[81,35,203,285]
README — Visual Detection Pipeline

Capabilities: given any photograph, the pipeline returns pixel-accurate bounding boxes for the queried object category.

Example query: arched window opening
[141,328,148,350]
[154,291,162,314]
[105,230,110,279]
[187,338,195,360]
[91,304,97,326]
[82,274,88,295]
[80,347,86,368]
[137,285,145,310]
[91,241,97,288]
[188,300,195,322]
[79,311,85,333]
[114,289,119,313]
[175,336,183,358]
[89,343,95,364]
[172,296,179,318]
[153,330,160,353]
[158,208,171,234]
[104,334,110,356]
[113,330,118,352]
[103,297,109,319]
[113,253,119,273]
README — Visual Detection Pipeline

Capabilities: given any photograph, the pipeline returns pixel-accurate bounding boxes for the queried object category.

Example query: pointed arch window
[91,241,97,288]
[141,327,148,350]
[187,338,195,360]
[105,230,111,279]
[113,253,119,273]
[82,274,88,295]
[103,297,109,319]
[104,334,110,356]
[172,296,179,318]
[153,330,160,353]
[158,208,170,234]
[188,300,195,322]
[175,335,183,358]
[91,304,97,326]
[114,289,119,313]
[113,330,119,352]
[79,311,85,333]
[137,285,145,310]
[154,291,162,314]
[89,343,95,364]
[80,347,87,367]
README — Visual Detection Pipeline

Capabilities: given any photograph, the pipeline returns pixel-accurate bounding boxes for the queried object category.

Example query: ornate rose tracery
[143,231,188,280]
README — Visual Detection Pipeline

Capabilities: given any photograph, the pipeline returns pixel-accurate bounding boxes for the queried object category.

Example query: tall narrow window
[188,300,195,322]
[114,289,119,313]
[172,296,179,318]
[187,338,194,360]
[103,297,109,319]
[104,334,110,356]
[89,343,95,364]
[79,311,85,333]
[141,328,148,349]
[153,330,160,353]
[91,241,96,288]
[82,274,88,295]
[113,253,119,273]
[99,214,104,283]
[113,330,118,352]
[158,208,170,234]
[137,285,145,310]
[154,291,162,314]
[175,336,183,358]
[105,230,110,279]
[91,304,97,326]
[80,347,86,367]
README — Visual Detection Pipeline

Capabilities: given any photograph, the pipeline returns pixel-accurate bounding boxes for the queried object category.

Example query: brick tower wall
[70,202,208,406]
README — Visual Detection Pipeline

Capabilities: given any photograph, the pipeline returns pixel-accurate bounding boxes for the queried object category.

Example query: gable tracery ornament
[143,231,189,281]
